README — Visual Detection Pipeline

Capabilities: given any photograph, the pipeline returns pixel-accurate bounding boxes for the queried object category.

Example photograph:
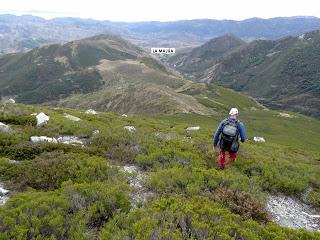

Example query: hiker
[212,108,246,169]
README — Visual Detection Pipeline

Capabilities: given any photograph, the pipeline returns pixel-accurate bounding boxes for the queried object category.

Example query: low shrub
[0,134,22,147]
[135,139,207,170]
[90,131,144,164]
[0,181,131,240]
[0,114,36,126]
[0,157,10,174]
[4,152,124,191]
[99,196,320,240]
[213,187,270,224]
[0,141,101,161]
[306,189,320,208]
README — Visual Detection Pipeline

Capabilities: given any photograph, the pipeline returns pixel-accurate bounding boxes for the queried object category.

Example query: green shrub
[147,166,269,222]
[0,181,131,240]
[0,157,10,174]
[0,133,22,147]
[306,189,320,208]
[90,131,144,164]
[99,196,320,240]
[136,139,206,170]
[148,166,233,195]
[4,152,124,191]
[213,188,269,224]
[0,141,101,161]
[233,145,315,195]
[0,114,36,126]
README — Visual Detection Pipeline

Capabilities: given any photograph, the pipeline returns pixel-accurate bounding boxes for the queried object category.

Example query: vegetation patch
[99,196,320,239]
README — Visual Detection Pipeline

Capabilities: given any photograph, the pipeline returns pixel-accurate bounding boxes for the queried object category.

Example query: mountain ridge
[168,30,320,118]
[0,34,261,115]
[2,14,320,54]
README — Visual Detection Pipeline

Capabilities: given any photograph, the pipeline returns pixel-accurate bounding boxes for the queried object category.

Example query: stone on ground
[36,112,50,127]
[85,109,97,114]
[0,122,13,134]
[254,137,266,142]
[64,113,81,122]
[30,136,58,143]
[186,126,200,131]
[124,126,136,132]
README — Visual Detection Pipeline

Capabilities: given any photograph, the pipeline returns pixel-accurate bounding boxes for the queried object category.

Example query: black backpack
[221,119,239,143]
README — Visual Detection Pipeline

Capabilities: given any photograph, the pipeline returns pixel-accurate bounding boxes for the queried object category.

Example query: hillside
[170,31,320,119]
[168,35,246,79]
[2,15,320,54]
[0,34,261,115]
[0,102,319,238]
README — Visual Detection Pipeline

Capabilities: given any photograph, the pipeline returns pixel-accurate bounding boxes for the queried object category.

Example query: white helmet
[229,108,239,115]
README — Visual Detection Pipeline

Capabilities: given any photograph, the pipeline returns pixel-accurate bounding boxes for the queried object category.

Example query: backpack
[221,119,239,143]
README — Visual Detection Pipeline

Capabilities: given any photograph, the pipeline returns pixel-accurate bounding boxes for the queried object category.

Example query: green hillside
[0,34,263,115]
[0,34,142,104]
[168,34,245,78]
[170,31,320,119]
[0,102,319,239]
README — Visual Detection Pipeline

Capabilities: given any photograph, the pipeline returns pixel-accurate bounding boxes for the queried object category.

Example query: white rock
[85,109,97,115]
[30,135,85,146]
[57,136,84,145]
[30,113,37,116]
[123,165,139,174]
[121,114,128,117]
[124,126,135,132]
[36,112,50,127]
[279,112,294,118]
[4,98,15,104]
[64,113,81,122]
[0,182,9,206]
[0,187,9,196]
[122,165,143,191]
[92,130,100,135]
[186,126,200,131]
[0,122,13,133]
[253,137,266,142]
[30,136,58,143]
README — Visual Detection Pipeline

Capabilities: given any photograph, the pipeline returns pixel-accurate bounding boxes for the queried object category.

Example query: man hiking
[213,108,246,170]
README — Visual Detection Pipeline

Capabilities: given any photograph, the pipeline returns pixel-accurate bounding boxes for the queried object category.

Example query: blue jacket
[213,118,246,147]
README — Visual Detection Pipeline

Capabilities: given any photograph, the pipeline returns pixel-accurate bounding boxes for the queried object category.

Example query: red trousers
[218,151,237,169]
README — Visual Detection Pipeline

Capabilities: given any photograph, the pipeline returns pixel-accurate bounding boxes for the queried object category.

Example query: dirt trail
[267,195,320,232]
[122,165,154,207]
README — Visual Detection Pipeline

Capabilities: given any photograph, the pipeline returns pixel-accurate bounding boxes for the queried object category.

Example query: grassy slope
[54,54,260,115]
[0,102,319,239]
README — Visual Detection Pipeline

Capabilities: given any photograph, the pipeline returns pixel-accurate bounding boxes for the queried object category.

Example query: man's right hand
[213,146,219,152]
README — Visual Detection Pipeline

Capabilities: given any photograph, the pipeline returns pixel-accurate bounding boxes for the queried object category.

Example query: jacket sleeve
[213,120,224,147]
[239,122,246,142]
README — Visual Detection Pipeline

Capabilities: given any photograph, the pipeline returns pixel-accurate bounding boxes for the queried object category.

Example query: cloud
[0,0,319,22]
[0,9,79,19]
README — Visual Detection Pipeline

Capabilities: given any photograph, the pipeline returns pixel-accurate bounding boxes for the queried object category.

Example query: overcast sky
[0,0,319,22]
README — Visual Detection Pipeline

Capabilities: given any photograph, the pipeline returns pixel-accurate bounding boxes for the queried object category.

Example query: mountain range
[168,32,320,118]
[2,14,320,54]
[0,34,260,115]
